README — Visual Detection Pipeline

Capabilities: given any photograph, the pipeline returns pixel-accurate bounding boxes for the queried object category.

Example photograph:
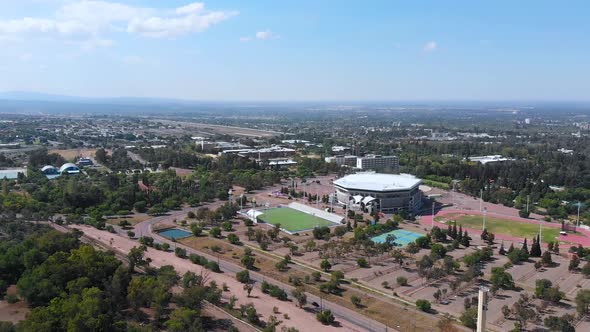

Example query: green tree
[165,308,204,332]
[416,299,432,312]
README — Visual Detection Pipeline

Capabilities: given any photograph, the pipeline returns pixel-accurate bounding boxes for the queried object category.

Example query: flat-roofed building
[325,155,358,167]
[356,155,399,172]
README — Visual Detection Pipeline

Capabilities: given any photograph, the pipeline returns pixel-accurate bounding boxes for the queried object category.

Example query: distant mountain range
[0,91,199,105]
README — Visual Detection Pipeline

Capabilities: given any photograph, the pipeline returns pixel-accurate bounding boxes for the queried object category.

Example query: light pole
[431,199,435,228]
[526,195,530,213]
[482,207,487,231]
[240,194,244,211]
[479,189,483,212]
[577,201,581,228]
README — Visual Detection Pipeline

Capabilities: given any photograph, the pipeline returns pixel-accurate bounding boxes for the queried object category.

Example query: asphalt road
[134,210,393,332]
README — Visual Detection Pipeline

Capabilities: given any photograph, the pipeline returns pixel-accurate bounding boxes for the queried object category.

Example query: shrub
[316,309,335,325]
[357,257,369,268]
[320,259,332,272]
[210,227,222,238]
[227,233,240,245]
[241,254,256,270]
[416,299,431,312]
[351,295,362,308]
[222,221,233,232]
[5,294,18,304]
[397,276,408,286]
[127,230,135,238]
[312,271,322,282]
[205,261,221,272]
[261,281,288,301]
[236,270,250,283]
[175,247,187,258]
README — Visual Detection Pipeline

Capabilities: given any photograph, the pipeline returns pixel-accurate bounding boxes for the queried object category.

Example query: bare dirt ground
[49,148,101,161]
[151,119,282,138]
[0,285,29,323]
[72,225,364,332]
[0,301,29,323]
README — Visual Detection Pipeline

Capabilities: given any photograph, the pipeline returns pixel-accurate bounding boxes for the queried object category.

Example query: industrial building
[333,172,423,213]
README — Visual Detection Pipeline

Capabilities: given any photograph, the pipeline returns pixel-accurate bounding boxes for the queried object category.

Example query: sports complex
[249,202,344,234]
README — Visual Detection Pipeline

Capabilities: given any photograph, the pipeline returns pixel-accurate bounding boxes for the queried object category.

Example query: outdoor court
[371,229,423,247]
[258,207,337,233]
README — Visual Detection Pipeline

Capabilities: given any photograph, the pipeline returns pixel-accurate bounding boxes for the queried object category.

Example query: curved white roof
[334,173,422,192]
[59,163,79,173]
[41,165,56,172]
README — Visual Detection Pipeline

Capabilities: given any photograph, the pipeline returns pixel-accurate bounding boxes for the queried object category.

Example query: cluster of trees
[397,139,590,223]
[0,223,246,331]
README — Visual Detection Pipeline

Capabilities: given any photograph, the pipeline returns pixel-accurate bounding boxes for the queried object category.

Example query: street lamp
[431,199,435,228]
[577,201,581,228]
[482,207,487,231]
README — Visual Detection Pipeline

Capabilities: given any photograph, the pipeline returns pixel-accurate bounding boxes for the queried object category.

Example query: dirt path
[72,225,369,332]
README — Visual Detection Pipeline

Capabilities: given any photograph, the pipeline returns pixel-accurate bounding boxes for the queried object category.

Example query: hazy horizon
[1,1,589,101]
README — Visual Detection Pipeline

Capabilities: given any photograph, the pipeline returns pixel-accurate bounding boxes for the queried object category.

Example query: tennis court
[258,207,338,233]
[372,229,423,247]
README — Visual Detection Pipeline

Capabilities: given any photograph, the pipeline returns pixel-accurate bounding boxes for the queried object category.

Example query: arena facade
[333,173,423,213]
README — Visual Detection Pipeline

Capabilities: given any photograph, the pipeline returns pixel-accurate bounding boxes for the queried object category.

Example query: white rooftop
[334,173,422,192]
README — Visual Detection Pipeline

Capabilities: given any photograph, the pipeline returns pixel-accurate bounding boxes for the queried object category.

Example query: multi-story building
[324,155,358,167]
[356,155,399,172]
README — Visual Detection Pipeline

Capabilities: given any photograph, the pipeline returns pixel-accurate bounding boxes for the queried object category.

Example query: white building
[356,155,399,172]
[325,155,358,167]
[467,155,515,164]
[333,173,423,213]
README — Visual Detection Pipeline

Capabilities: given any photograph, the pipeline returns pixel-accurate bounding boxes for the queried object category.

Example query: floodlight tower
[477,287,489,332]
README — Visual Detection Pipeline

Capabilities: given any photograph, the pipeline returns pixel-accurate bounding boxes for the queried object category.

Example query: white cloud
[175,3,205,15]
[239,36,251,42]
[255,30,277,40]
[0,1,237,44]
[423,41,438,52]
[128,10,237,38]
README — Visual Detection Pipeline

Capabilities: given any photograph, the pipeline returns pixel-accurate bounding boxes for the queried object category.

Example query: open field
[151,119,282,138]
[258,207,336,233]
[106,214,151,226]
[49,148,100,160]
[436,213,560,243]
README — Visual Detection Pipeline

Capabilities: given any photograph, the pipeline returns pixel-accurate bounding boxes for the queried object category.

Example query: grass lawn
[437,214,560,243]
[258,207,336,232]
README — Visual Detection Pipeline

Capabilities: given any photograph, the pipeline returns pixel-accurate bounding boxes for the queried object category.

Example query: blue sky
[0,0,589,101]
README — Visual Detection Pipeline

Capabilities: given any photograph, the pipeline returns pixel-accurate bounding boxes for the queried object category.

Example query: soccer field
[258,207,337,233]
[436,214,560,243]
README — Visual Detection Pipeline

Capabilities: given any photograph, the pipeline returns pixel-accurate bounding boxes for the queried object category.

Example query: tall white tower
[477,287,489,332]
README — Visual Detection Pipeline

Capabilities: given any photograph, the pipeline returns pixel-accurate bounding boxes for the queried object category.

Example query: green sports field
[435,214,560,243]
[258,207,336,233]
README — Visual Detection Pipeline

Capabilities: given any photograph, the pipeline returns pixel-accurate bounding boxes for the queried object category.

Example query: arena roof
[334,173,422,192]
